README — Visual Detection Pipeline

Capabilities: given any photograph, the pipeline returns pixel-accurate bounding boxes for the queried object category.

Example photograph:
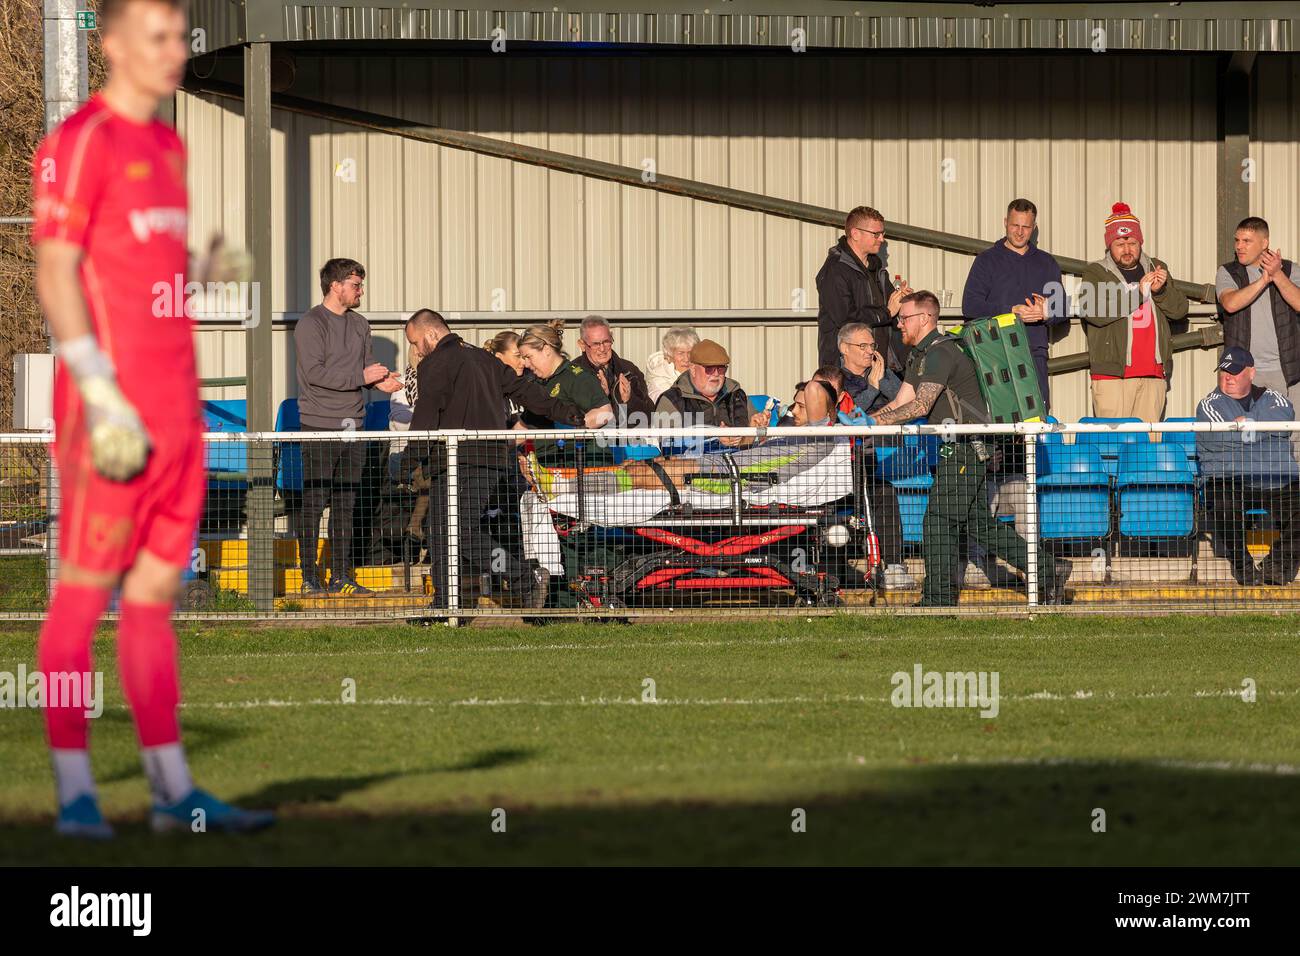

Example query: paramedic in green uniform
[516,319,617,607]
[518,319,612,421]
[861,291,1071,607]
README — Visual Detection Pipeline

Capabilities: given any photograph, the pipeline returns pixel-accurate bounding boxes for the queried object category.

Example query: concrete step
[199,536,329,569]
[212,563,416,596]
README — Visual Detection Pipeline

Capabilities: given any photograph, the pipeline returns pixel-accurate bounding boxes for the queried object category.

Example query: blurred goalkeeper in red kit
[32,0,273,837]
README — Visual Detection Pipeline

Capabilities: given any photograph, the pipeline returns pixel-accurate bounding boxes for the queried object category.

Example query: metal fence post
[446,435,460,624]
[244,42,275,612]
[46,450,58,595]
[1024,430,1040,607]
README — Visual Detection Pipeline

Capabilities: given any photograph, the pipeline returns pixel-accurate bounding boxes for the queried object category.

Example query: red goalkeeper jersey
[33,94,199,432]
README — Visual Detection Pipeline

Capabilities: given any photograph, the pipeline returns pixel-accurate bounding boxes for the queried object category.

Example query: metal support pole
[446,437,460,625]
[244,43,275,610]
[42,1,88,593]
[43,0,87,131]
[1025,434,1040,608]
[157,94,176,127]
[1217,53,1255,267]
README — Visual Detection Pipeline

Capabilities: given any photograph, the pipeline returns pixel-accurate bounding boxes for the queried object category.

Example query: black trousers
[296,429,364,580]
[1203,478,1300,583]
[426,464,530,609]
[922,444,1056,606]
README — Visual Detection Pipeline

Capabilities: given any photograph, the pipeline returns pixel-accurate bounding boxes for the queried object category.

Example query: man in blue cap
[1196,346,1300,585]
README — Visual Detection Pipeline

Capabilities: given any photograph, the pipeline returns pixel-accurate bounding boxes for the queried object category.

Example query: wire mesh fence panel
[4,421,1300,619]
[0,434,49,617]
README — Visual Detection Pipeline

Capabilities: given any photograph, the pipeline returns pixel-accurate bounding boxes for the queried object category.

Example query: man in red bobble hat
[1077,202,1190,421]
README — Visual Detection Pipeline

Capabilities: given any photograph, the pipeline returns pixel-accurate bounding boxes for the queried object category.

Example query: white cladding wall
[179,54,1300,422]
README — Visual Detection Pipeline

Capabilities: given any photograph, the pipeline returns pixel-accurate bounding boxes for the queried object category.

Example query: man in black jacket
[404,310,607,610]
[815,206,913,371]
[574,315,655,425]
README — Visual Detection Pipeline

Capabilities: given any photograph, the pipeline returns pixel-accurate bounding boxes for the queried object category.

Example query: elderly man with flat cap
[654,339,767,447]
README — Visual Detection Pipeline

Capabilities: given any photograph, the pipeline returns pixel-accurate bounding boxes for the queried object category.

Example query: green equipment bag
[944,313,1045,424]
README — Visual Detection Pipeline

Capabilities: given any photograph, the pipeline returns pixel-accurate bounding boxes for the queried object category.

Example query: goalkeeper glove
[58,335,151,482]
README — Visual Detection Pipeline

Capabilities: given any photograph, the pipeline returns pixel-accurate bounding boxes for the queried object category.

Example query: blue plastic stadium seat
[364,399,391,432]
[1115,444,1195,539]
[611,442,661,465]
[748,394,781,426]
[1161,417,1199,476]
[1037,444,1111,541]
[1075,424,1150,479]
[274,398,302,493]
[891,474,933,545]
[878,443,929,481]
[202,399,248,490]
[881,420,942,544]
[908,430,941,470]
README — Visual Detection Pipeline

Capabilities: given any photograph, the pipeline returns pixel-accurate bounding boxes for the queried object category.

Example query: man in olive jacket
[1078,203,1189,421]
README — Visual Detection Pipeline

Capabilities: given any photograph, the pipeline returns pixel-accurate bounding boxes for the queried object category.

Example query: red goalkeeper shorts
[53,408,206,575]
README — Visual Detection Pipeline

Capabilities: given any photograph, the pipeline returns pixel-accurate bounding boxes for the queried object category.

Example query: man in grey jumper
[294,258,402,595]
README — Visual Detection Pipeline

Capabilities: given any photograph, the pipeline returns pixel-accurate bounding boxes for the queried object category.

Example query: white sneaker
[883,563,917,589]
[959,562,992,589]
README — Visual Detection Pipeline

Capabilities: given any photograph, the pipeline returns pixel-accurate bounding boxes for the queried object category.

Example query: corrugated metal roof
[195,2,1300,56]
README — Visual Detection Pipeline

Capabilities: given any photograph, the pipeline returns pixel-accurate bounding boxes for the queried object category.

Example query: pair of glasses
[586,339,613,348]
[897,312,927,323]
[844,341,875,352]
[854,226,885,239]
[702,365,728,375]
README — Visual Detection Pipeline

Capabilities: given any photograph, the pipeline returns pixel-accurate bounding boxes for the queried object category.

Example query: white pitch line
[164,687,1300,711]
[184,630,1078,661]
[190,635,858,660]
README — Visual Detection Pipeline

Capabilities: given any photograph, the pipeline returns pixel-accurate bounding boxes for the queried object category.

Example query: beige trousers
[1089,377,1166,422]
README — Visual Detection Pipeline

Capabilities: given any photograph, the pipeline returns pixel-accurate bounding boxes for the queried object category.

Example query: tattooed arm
[871,381,944,426]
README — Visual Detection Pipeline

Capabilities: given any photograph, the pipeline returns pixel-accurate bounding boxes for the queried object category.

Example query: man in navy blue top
[961,198,1066,409]
[1196,347,1300,585]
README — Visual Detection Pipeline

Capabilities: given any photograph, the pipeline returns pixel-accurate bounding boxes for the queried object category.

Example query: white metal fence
[2,420,1298,620]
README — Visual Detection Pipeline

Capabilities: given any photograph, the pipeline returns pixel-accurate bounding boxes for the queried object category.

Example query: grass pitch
[1,614,1298,865]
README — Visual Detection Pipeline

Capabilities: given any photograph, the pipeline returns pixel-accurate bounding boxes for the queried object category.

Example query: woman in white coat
[644,327,700,403]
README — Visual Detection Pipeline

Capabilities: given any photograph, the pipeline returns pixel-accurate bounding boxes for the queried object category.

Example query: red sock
[117,601,182,748]
[38,582,112,749]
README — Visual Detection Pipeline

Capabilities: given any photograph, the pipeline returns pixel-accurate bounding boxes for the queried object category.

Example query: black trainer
[300,571,326,596]
[1233,561,1263,586]
[328,576,374,596]
[1044,558,1073,606]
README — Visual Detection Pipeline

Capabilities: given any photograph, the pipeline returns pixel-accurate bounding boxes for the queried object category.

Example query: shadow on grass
[3,761,1298,866]
[238,750,536,808]
[97,714,248,787]
[447,748,535,773]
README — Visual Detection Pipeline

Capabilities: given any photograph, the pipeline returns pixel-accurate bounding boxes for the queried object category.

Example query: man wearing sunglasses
[864,291,1071,607]
[654,340,768,448]
[816,205,913,371]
